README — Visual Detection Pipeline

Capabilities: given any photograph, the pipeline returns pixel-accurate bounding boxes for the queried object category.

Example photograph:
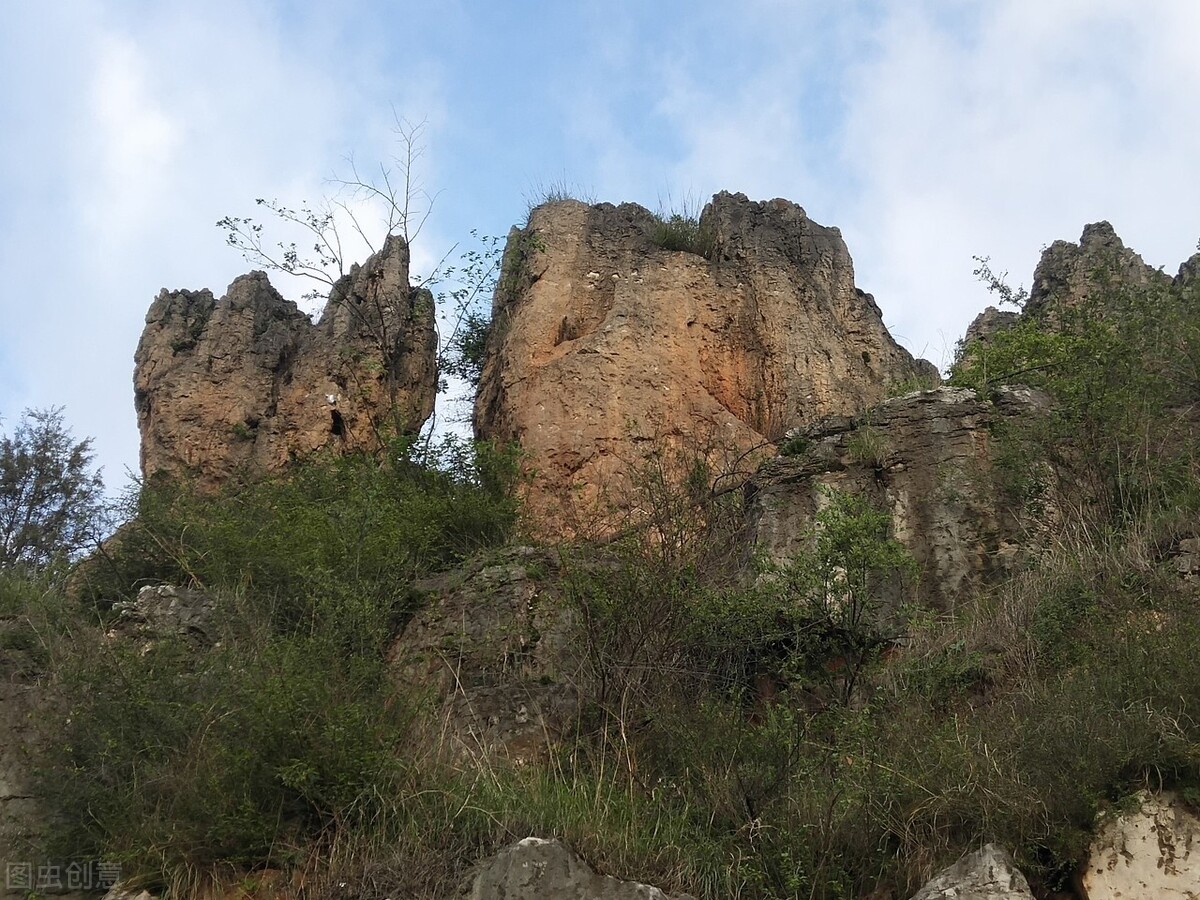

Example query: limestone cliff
[474,192,935,533]
[134,235,437,488]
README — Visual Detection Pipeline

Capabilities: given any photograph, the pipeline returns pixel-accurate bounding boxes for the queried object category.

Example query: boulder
[908,844,1033,900]
[1083,790,1200,900]
[474,192,935,534]
[748,386,1054,610]
[388,548,582,763]
[1026,221,1170,319]
[134,235,437,489]
[461,837,692,900]
[108,584,219,649]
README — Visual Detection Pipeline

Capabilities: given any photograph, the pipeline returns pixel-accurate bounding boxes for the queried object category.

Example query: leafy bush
[83,435,519,613]
[951,256,1200,524]
[25,437,523,892]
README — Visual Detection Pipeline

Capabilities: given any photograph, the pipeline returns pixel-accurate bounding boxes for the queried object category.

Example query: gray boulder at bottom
[908,844,1033,900]
[461,838,694,900]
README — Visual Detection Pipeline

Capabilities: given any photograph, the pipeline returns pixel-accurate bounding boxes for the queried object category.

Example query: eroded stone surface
[475,192,934,534]
[1083,790,1200,900]
[135,235,437,489]
[461,837,693,900]
[748,386,1054,610]
[908,844,1033,900]
[108,584,219,649]
[388,548,582,763]
[1027,221,1171,318]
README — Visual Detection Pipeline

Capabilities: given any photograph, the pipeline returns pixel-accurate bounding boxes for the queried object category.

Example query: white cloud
[838,0,1200,367]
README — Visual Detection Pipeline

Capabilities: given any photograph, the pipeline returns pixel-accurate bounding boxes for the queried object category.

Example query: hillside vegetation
[3,245,1200,899]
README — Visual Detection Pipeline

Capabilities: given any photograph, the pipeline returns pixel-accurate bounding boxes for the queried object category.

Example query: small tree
[780,489,918,705]
[217,115,505,414]
[0,408,104,571]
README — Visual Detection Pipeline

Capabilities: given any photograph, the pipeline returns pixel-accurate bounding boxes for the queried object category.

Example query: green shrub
[647,212,715,257]
[950,257,1200,525]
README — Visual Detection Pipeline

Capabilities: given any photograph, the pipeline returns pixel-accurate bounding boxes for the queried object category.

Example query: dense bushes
[951,259,1200,524]
[24,437,521,895]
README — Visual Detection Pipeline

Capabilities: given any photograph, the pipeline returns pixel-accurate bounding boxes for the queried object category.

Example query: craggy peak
[5,200,1200,900]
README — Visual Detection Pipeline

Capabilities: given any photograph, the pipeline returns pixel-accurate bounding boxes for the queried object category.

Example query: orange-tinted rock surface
[134,235,436,488]
[475,192,934,533]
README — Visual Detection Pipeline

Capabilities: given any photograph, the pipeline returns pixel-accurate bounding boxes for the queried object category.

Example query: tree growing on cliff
[0,408,104,571]
[217,115,503,405]
[217,116,436,302]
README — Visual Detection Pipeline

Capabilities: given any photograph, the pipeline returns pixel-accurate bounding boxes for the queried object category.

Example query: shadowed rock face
[1027,221,1170,317]
[134,235,436,489]
[748,386,1054,610]
[474,192,934,534]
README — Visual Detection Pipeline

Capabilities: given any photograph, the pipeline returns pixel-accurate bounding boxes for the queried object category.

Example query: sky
[2,0,1198,493]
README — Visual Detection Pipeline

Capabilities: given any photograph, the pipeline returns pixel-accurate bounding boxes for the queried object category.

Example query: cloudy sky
[2,0,1198,492]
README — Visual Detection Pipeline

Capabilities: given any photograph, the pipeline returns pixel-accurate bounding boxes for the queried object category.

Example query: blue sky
[2,0,1199,492]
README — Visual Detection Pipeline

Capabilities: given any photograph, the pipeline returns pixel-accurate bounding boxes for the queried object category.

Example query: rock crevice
[134,235,437,489]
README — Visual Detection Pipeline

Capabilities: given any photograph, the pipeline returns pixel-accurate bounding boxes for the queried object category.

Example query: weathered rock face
[1026,221,1170,318]
[461,837,693,900]
[1083,791,1200,900]
[388,547,582,763]
[908,844,1033,900]
[961,305,1019,355]
[135,235,437,489]
[475,192,935,533]
[748,386,1053,610]
[108,584,219,650]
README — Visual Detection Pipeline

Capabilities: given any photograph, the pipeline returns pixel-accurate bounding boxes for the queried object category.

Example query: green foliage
[779,433,812,457]
[24,437,523,892]
[646,195,715,257]
[0,407,104,571]
[648,212,715,257]
[770,490,918,704]
[43,625,414,875]
[951,251,1200,524]
[845,425,890,469]
[89,435,518,612]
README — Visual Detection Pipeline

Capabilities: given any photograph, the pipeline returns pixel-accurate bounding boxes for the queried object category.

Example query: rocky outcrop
[908,844,1033,900]
[474,192,935,533]
[961,306,1019,354]
[748,386,1053,610]
[1083,791,1200,900]
[134,235,437,489]
[107,584,219,650]
[1026,221,1170,318]
[461,837,693,900]
[388,547,582,763]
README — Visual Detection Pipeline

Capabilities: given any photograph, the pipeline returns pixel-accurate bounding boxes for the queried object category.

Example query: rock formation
[474,192,935,533]
[908,844,1033,900]
[134,235,437,489]
[388,547,582,763]
[1026,221,1170,318]
[460,837,693,900]
[748,386,1053,610]
[1083,791,1200,900]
